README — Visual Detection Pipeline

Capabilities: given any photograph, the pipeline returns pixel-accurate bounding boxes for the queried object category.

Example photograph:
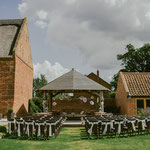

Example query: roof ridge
[122,72,150,74]
[88,72,110,85]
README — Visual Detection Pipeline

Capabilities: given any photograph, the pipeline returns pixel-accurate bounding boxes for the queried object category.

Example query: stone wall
[0,58,15,115]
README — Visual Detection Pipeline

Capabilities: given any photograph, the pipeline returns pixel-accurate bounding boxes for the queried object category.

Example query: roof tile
[122,72,150,97]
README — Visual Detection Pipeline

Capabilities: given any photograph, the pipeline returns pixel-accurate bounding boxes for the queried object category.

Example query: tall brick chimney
[97,70,99,77]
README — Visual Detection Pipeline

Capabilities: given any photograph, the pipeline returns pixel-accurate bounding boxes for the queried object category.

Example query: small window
[146,100,150,108]
[137,99,144,110]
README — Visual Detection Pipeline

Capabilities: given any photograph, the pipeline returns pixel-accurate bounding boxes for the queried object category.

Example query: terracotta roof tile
[122,72,150,97]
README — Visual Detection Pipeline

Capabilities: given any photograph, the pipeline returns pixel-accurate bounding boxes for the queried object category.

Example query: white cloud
[35,20,48,28]
[18,0,150,80]
[36,10,48,20]
[34,60,69,82]
[18,2,28,14]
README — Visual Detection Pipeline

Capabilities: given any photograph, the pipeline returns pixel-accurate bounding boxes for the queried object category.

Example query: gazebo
[38,68,110,114]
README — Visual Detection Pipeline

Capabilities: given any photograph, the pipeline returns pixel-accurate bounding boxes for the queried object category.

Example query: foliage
[0,126,7,133]
[28,97,43,114]
[111,43,150,91]
[8,109,13,113]
[33,74,48,98]
[109,91,116,98]
[117,44,150,72]
[137,108,150,116]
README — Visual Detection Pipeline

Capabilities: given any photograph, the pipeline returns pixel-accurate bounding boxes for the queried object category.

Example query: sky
[1,0,150,82]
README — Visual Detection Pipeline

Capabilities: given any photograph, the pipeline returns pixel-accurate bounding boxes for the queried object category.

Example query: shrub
[137,108,150,116]
[0,126,7,133]
[8,109,13,113]
[28,97,43,114]
[109,91,116,98]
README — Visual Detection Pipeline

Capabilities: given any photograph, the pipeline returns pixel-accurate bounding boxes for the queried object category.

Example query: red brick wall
[14,18,33,69]
[126,98,137,116]
[0,58,15,115]
[116,74,137,116]
[13,56,33,116]
[0,18,33,116]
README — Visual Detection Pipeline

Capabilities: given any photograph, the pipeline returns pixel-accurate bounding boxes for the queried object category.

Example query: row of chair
[8,115,65,138]
[84,115,150,139]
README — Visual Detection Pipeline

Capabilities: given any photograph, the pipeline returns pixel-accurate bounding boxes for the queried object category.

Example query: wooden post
[48,94,50,112]
[100,91,104,112]
[49,93,53,112]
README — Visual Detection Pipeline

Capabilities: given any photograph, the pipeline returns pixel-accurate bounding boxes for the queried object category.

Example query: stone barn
[0,18,33,116]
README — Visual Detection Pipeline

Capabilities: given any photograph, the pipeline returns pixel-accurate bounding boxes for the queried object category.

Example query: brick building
[87,70,111,98]
[0,18,33,116]
[88,70,111,90]
[116,72,150,116]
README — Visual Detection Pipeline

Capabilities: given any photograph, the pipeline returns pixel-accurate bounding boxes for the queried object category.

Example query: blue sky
[1,0,150,82]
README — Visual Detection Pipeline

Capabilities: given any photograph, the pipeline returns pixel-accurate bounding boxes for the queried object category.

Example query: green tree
[117,44,150,72]
[33,74,48,98]
[111,43,150,90]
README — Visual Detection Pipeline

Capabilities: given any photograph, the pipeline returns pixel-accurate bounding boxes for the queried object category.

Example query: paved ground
[0,119,8,125]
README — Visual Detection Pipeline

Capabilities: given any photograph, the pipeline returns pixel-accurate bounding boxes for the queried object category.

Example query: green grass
[0,127,150,150]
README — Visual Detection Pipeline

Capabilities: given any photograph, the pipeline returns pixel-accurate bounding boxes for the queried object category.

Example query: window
[146,100,150,108]
[136,99,150,114]
[137,99,144,110]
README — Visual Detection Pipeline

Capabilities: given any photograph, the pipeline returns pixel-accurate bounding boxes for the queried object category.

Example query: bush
[0,126,7,133]
[8,109,13,113]
[137,108,150,116]
[28,97,44,114]
[109,91,116,98]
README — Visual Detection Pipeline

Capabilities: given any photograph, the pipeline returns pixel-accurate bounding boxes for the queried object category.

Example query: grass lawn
[0,127,150,150]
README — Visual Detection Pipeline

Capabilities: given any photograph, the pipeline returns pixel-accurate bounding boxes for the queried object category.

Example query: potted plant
[7,109,14,120]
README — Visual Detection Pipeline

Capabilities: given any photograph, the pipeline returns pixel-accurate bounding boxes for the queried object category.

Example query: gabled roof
[120,72,150,97]
[39,69,110,92]
[0,19,23,58]
[88,72,111,90]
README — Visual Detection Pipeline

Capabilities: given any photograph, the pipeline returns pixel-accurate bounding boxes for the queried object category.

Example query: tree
[111,43,150,90]
[28,97,43,113]
[117,44,150,72]
[33,74,48,98]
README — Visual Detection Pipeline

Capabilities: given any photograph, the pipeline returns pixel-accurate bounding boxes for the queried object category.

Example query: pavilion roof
[39,68,110,92]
